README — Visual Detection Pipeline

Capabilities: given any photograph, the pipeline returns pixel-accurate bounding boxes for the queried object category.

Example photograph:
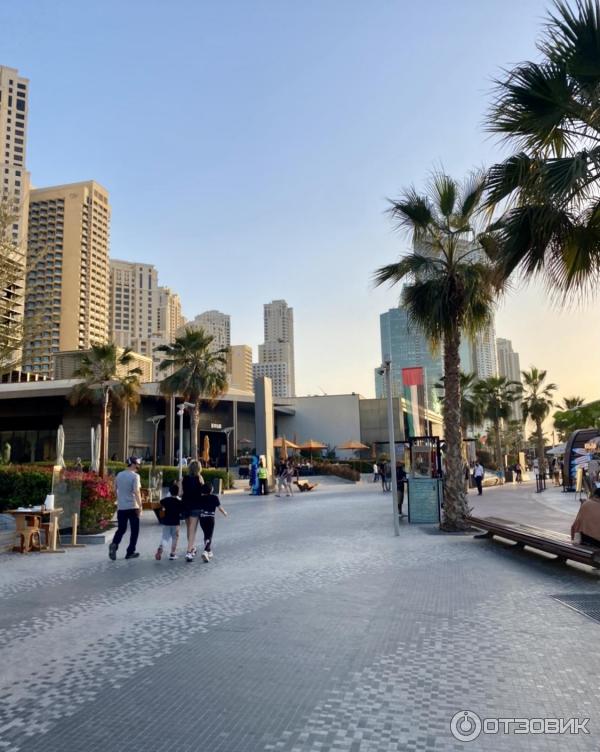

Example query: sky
[3,0,595,405]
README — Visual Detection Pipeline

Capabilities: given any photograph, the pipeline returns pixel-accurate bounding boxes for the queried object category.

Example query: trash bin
[505,468,514,483]
[211,477,223,495]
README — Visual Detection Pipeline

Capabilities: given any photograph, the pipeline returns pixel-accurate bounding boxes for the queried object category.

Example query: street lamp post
[222,427,234,479]
[146,415,166,468]
[177,402,194,482]
[380,357,400,537]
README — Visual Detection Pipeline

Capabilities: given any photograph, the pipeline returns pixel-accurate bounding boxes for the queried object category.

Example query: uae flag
[402,367,425,437]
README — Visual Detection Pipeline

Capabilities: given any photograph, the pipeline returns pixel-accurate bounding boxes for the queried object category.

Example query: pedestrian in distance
[109,457,142,560]
[379,461,387,492]
[155,481,183,561]
[182,460,204,562]
[515,462,523,483]
[283,461,294,497]
[372,462,379,483]
[473,461,484,496]
[198,482,228,562]
[396,463,407,516]
[275,461,286,497]
[257,458,268,495]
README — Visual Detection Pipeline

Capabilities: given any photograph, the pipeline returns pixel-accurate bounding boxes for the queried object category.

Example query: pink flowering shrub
[80,473,116,534]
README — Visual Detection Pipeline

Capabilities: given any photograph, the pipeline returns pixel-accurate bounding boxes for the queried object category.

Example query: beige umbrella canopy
[299,439,327,450]
[337,440,370,473]
[202,435,210,464]
[273,437,299,449]
[337,440,369,451]
[298,439,327,463]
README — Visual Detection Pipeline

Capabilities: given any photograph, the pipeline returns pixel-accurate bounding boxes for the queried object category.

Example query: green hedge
[0,467,52,511]
[316,463,360,482]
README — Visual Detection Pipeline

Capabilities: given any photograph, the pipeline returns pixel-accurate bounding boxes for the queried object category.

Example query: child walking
[198,482,228,562]
[155,482,183,561]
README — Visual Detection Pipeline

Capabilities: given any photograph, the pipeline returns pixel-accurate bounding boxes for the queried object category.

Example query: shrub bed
[315,463,360,482]
[0,467,117,535]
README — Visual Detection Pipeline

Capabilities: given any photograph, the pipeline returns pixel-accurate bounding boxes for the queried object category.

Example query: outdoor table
[7,507,65,553]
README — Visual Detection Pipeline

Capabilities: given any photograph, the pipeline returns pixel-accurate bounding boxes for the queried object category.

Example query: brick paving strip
[1,480,599,751]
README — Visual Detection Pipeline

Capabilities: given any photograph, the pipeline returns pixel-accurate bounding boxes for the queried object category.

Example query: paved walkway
[470,479,581,535]
[1,478,599,752]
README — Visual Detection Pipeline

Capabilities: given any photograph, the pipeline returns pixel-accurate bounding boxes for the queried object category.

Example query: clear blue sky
[7,0,585,400]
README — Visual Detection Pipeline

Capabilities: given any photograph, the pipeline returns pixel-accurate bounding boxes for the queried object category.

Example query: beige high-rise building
[229,344,253,392]
[158,286,184,342]
[254,299,295,397]
[0,66,31,366]
[109,260,158,347]
[23,181,110,376]
[188,310,230,352]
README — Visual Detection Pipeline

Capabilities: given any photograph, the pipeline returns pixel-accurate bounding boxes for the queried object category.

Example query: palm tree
[374,170,502,530]
[485,1,600,297]
[436,372,485,437]
[69,344,142,477]
[561,395,585,410]
[155,328,228,461]
[521,367,557,475]
[474,376,522,471]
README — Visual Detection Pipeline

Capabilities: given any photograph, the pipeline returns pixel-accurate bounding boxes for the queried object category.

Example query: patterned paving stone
[1,481,599,752]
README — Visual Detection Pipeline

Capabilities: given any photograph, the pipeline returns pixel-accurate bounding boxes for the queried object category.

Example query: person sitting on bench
[571,496,600,546]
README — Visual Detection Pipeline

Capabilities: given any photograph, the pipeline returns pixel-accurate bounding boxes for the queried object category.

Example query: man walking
[109,457,142,560]
[473,461,484,496]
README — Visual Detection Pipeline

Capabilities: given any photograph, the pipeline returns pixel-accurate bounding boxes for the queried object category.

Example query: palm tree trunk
[99,389,110,478]
[191,402,200,461]
[536,418,546,477]
[493,418,503,472]
[442,325,469,530]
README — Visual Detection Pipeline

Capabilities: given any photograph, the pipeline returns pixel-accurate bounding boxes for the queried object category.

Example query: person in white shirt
[473,461,484,496]
[109,457,142,560]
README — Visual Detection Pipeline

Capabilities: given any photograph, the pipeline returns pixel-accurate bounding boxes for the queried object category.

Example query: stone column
[254,377,274,484]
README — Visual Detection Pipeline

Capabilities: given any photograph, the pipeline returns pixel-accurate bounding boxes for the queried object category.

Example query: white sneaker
[201,551,210,562]
[185,552,194,562]
[207,551,213,559]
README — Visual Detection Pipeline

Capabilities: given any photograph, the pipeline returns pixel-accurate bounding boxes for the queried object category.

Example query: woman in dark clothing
[181,460,204,562]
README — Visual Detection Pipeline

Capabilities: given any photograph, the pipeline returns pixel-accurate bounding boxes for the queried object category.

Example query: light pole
[177,402,194,482]
[380,357,400,536]
[146,414,166,468]
[222,427,234,479]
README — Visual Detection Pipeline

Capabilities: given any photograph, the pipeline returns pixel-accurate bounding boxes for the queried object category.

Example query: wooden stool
[13,514,42,553]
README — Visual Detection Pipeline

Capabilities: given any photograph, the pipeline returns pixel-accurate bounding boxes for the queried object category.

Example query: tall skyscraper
[109,260,158,347]
[108,263,186,379]
[229,344,253,392]
[23,181,110,376]
[157,286,184,343]
[0,66,30,366]
[188,310,230,352]
[254,300,295,398]
[496,337,522,421]
[473,322,498,379]
[375,307,443,413]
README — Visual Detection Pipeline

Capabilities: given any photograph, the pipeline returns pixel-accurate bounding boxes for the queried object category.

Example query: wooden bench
[468,515,600,569]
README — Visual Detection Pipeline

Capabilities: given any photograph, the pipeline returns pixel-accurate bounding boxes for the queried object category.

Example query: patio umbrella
[298,439,327,463]
[202,435,210,465]
[279,436,289,461]
[55,425,65,468]
[337,440,370,473]
[273,437,299,449]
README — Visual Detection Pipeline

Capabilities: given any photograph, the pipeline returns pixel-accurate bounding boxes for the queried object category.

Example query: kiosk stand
[407,436,443,524]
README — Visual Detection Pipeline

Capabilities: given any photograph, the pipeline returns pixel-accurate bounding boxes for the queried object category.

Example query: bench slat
[467,515,600,567]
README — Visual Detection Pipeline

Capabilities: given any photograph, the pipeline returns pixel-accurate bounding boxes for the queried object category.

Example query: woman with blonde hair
[182,460,204,562]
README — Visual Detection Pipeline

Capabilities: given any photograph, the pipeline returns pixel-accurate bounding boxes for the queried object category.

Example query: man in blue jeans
[109,457,142,560]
